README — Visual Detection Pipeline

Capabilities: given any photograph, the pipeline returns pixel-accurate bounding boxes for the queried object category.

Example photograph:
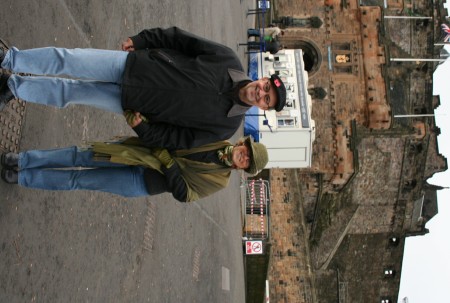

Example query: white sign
[258,1,270,9]
[246,241,263,255]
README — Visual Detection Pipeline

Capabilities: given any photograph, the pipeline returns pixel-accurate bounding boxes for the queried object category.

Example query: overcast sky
[397,46,450,302]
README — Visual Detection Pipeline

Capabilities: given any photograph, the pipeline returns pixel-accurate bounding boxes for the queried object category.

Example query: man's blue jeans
[1,47,128,113]
[247,29,261,37]
[18,147,149,197]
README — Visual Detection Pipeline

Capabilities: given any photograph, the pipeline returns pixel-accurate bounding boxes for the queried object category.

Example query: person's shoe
[0,50,4,65]
[1,168,18,184]
[0,37,9,66]
[0,47,5,66]
[0,73,9,88]
[0,74,14,111]
[1,152,19,168]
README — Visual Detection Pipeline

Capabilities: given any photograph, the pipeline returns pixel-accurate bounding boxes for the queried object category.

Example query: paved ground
[0,1,255,302]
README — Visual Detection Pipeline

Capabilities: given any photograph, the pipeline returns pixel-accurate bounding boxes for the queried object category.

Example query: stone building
[261,0,449,302]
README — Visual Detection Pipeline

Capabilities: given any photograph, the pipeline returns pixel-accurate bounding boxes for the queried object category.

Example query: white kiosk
[244,49,315,168]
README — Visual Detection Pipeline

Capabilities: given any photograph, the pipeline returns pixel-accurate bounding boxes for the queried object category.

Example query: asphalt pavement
[0,1,256,302]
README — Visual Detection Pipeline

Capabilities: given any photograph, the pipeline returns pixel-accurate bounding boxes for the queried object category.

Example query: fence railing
[242,179,271,240]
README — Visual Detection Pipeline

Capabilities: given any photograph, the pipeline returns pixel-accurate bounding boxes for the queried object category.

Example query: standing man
[0,27,286,150]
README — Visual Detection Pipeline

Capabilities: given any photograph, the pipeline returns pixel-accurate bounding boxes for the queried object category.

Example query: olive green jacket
[92,138,234,202]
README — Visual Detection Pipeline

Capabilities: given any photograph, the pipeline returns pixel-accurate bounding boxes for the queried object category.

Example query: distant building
[247,0,449,302]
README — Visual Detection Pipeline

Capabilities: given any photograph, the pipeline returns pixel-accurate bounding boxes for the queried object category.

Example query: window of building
[334,65,353,73]
[274,54,288,62]
[278,75,288,84]
[333,42,351,50]
[384,268,396,278]
[389,237,400,247]
[273,62,287,69]
[285,84,295,93]
[278,118,297,127]
[278,69,292,76]
[331,41,358,75]
[277,110,291,116]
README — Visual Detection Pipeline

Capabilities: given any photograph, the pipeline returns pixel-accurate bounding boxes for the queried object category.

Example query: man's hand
[124,110,143,127]
[121,38,135,52]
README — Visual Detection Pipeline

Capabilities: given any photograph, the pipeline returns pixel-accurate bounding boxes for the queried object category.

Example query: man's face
[232,144,251,170]
[239,78,278,110]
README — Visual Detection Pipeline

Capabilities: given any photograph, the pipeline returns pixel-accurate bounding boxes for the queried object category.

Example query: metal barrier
[242,179,271,240]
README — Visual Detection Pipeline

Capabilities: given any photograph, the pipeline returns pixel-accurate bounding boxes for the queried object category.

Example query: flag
[441,24,450,42]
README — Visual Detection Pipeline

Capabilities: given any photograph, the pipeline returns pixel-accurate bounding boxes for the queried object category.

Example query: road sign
[246,240,263,255]
[258,1,270,9]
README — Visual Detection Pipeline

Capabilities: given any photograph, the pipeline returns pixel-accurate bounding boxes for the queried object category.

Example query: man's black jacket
[121,27,251,150]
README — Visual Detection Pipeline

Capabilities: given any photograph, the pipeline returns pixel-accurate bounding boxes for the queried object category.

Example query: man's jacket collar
[228,68,251,83]
[227,68,251,117]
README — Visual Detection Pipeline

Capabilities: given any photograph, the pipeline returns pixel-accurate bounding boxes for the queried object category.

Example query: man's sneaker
[0,48,5,65]
[1,152,19,168]
[0,72,9,87]
[0,38,8,66]
[1,168,18,184]
[0,49,4,66]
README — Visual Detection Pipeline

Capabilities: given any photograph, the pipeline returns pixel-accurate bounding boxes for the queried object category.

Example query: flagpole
[390,58,447,62]
[384,16,432,19]
[394,114,435,118]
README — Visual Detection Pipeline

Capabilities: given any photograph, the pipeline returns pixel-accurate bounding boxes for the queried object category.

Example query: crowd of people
[246,24,285,54]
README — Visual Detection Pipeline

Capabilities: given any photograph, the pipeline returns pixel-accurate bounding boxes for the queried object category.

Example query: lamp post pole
[390,58,447,62]
[384,16,432,19]
[394,114,435,118]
